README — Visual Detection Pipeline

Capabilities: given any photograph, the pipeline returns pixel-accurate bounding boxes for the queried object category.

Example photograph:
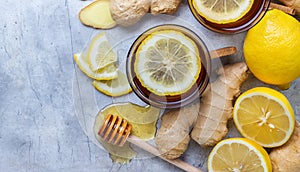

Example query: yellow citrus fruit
[193,0,254,24]
[135,30,201,96]
[88,32,117,71]
[233,87,295,148]
[93,70,132,97]
[208,138,272,172]
[74,53,118,80]
[244,9,300,89]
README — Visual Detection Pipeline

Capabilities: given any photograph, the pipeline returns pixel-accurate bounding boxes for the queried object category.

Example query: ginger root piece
[155,103,199,159]
[109,0,150,27]
[79,0,117,29]
[155,62,248,159]
[150,0,182,15]
[280,0,300,15]
[191,62,248,147]
[269,121,300,172]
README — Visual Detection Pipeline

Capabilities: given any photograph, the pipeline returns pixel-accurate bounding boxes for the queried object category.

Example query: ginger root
[269,121,300,172]
[155,103,199,159]
[280,0,300,15]
[78,0,117,29]
[150,0,182,15]
[79,0,182,28]
[191,62,248,147]
[109,0,150,27]
[155,62,248,159]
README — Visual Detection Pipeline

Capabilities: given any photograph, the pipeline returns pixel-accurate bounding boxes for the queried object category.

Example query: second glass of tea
[188,0,271,34]
[126,24,211,109]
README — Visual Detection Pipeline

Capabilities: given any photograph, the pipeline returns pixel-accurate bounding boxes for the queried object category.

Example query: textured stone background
[0,0,299,172]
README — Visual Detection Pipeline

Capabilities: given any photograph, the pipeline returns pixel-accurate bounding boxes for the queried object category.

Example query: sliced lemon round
[135,30,201,96]
[233,87,295,148]
[74,53,118,80]
[93,70,132,97]
[208,138,272,172]
[88,32,117,71]
[193,0,254,24]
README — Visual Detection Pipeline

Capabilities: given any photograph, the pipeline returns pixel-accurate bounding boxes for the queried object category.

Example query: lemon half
[233,87,295,148]
[135,30,201,96]
[208,138,272,172]
[193,0,254,24]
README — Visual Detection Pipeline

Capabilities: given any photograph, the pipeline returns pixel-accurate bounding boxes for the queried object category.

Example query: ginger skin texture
[155,62,248,159]
[269,121,300,172]
[79,0,182,28]
[191,62,248,147]
[109,0,182,27]
[150,0,182,15]
[155,103,199,159]
[109,0,150,27]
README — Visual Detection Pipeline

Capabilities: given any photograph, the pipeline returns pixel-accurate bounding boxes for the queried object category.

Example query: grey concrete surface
[1,0,299,172]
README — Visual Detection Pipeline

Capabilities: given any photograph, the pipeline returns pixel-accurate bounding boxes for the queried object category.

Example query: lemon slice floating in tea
[233,87,295,148]
[135,30,201,96]
[88,32,117,71]
[208,138,272,172]
[193,0,254,24]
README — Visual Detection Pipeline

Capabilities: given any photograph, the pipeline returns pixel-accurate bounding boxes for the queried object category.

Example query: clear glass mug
[188,0,271,34]
[126,24,211,109]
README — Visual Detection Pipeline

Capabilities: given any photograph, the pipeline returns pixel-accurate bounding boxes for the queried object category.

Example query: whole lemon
[244,9,300,89]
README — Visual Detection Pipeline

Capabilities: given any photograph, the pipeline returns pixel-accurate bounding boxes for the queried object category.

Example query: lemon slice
[93,70,132,97]
[193,0,254,24]
[208,138,272,172]
[233,87,295,148]
[88,32,117,71]
[135,30,201,96]
[74,53,118,80]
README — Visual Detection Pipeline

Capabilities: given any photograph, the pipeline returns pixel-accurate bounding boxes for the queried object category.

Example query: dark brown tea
[188,0,271,34]
[126,25,211,108]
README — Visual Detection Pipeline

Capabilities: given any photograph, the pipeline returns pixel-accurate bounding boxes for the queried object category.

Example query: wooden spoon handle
[127,135,203,172]
[210,46,237,59]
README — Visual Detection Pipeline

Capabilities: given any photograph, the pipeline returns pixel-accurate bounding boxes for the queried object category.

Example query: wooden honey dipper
[98,114,203,172]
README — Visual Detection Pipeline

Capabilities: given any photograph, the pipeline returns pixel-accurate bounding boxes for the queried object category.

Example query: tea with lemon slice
[188,0,271,33]
[127,25,210,108]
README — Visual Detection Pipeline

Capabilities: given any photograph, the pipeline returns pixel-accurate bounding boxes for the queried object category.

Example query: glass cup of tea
[126,24,211,109]
[188,0,271,34]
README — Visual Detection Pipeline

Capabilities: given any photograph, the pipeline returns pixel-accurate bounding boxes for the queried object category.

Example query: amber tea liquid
[126,25,210,108]
[188,0,271,34]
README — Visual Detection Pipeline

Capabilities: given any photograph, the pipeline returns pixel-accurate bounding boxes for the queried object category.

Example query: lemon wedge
[135,30,201,96]
[193,0,254,24]
[88,32,117,71]
[233,87,295,148]
[74,53,118,80]
[93,70,132,97]
[208,138,272,172]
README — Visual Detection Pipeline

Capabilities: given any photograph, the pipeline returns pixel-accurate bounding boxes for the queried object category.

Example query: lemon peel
[74,53,118,80]
[233,87,295,148]
[93,70,132,97]
[88,32,117,71]
[208,138,272,172]
[244,9,300,89]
